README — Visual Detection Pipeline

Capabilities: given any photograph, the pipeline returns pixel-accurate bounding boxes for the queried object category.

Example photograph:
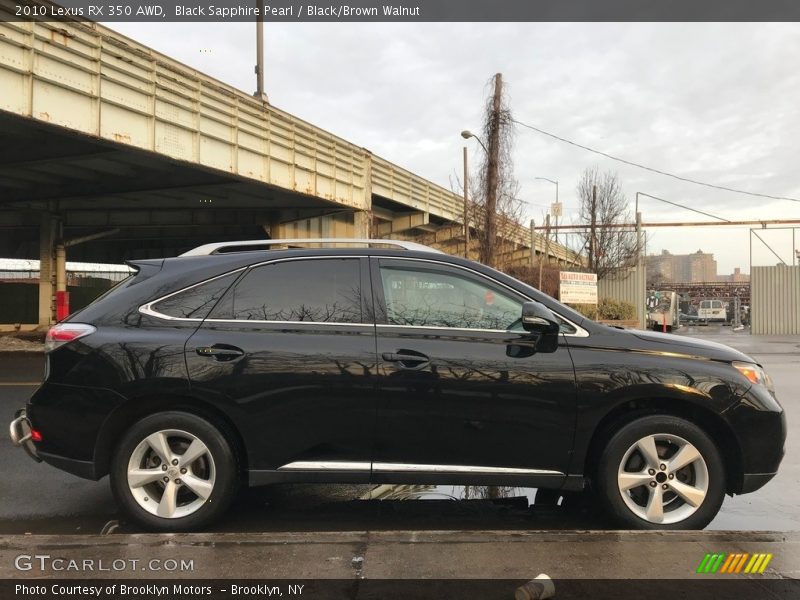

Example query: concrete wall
[751,265,800,335]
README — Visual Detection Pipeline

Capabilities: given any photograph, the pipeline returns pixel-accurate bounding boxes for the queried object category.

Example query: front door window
[380,265,523,331]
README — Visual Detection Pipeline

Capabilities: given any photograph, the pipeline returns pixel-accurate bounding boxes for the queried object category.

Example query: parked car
[10,239,785,531]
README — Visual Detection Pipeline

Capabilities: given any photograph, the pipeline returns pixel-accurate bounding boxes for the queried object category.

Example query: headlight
[732,361,774,393]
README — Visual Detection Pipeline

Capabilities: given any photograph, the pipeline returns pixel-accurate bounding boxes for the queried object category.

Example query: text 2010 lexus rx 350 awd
[10,239,785,531]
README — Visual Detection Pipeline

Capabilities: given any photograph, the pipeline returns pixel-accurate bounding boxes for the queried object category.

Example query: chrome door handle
[381,351,430,369]
[196,345,245,362]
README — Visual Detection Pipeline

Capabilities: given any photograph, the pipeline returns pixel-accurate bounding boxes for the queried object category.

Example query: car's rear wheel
[110,412,238,532]
[597,415,726,530]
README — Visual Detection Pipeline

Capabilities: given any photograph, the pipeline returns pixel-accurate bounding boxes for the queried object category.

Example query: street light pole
[461,130,488,155]
[463,146,469,258]
[460,130,488,260]
[534,176,559,245]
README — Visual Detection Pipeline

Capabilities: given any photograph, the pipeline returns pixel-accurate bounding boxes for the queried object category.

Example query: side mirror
[521,301,560,334]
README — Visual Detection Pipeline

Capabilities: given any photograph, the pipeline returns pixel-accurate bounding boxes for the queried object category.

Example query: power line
[635,195,788,264]
[511,118,800,204]
[636,192,730,222]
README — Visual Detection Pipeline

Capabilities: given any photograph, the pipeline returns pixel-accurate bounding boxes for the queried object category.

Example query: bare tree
[576,167,641,280]
[471,74,523,269]
[414,74,525,269]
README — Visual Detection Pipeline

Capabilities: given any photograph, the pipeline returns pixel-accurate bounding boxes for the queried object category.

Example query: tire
[596,415,725,530]
[110,411,239,532]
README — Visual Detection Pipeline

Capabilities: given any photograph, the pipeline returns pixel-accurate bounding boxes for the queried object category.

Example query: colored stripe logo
[696,553,773,574]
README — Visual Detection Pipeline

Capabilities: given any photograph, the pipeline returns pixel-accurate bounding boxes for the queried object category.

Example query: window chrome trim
[138,253,589,337]
[277,461,564,476]
[204,319,374,327]
[376,324,519,335]
[138,267,247,322]
[139,256,364,324]
[237,253,364,270]
[376,256,590,338]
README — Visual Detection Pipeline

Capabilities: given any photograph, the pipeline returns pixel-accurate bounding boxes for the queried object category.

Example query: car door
[370,257,577,484]
[184,256,378,483]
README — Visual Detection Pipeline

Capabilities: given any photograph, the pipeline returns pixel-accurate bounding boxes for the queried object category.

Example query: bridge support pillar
[353,210,371,238]
[38,213,57,330]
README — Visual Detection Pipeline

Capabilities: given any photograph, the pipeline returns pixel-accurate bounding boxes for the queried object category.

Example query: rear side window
[209,259,362,323]
[152,272,240,319]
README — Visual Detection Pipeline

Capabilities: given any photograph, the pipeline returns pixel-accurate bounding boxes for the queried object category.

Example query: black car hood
[612,328,756,363]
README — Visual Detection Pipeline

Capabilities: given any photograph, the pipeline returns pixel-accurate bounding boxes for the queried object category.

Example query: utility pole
[529,219,536,268]
[463,146,469,258]
[636,211,644,328]
[545,213,551,268]
[589,184,597,272]
[553,181,560,246]
[538,213,550,291]
[483,73,502,268]
[254,0,268,102]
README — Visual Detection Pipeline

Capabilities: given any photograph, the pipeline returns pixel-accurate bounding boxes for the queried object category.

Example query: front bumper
[725,386,786,494]
[9,408,42,463]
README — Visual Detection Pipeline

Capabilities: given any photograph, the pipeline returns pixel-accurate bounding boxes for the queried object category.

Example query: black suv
[10,239,785,531]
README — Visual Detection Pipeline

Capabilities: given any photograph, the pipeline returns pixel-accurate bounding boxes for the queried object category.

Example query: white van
[698,299,727,323]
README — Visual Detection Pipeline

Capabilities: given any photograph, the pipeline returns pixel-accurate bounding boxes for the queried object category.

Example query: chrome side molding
[277,461,563,476]
[373,463,563,475]
[278,461,371,471]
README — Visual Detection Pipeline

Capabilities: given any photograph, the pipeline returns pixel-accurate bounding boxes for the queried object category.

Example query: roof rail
[179,238,443,257]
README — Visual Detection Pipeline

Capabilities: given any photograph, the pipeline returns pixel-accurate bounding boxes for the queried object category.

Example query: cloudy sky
[110,21,800,274]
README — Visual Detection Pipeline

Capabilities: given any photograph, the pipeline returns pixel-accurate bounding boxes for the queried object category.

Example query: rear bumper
[8,408,41,463]
[11,407,100,479]
[38,451,98,479]
[740,471,779,494]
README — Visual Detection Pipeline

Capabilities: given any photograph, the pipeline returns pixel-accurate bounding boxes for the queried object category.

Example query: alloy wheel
[617,433,709,525]
[126,429,216,519]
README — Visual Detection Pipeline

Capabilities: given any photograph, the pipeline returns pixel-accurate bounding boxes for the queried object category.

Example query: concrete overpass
[0,4,582,327]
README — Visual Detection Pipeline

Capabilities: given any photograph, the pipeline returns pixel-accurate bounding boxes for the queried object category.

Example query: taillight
[44,323,96,353]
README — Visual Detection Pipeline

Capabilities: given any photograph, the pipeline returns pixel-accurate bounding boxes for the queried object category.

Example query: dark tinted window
[380,264,522,330]
[210,259,362,323]
[152,271,240,319]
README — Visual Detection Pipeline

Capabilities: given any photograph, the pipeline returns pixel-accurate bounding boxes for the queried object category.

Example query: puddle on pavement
[360,485,540,505]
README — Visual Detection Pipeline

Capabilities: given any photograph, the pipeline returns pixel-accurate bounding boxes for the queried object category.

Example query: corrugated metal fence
[751,265,800,335]
[597,266,647,328]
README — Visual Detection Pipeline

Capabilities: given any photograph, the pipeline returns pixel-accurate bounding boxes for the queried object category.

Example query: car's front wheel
[597,415,726,530]
[110,411,239,532]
